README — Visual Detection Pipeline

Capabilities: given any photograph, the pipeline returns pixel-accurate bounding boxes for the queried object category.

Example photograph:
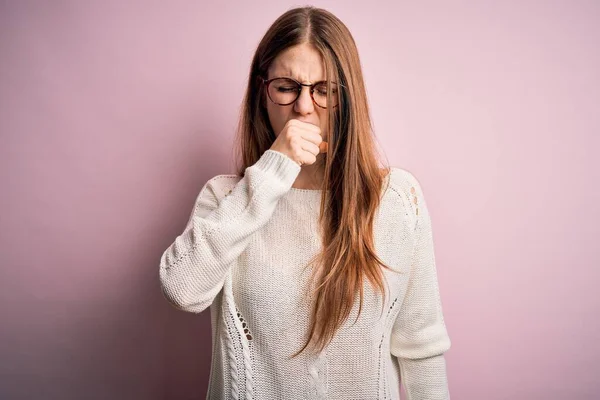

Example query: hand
[269,119,328,166]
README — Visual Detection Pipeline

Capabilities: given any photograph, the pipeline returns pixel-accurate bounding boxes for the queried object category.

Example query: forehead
[268,43,325,82]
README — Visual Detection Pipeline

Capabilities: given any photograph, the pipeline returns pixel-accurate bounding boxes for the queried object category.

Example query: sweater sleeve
[389,173,452,400]
[159,149,301,313]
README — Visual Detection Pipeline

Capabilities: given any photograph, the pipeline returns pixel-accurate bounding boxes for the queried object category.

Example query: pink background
[1,1,598,399]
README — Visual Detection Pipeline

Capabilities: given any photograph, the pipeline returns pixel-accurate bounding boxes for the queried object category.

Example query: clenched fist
[270,119,328,166]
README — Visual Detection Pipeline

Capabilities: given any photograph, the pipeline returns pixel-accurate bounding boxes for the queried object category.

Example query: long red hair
[232,6,397,357]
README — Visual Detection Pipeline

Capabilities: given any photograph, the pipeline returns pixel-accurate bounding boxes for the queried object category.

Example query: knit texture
[159,149,452,400]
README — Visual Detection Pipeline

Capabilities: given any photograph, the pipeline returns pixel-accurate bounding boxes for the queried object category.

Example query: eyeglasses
[262,77,345,109]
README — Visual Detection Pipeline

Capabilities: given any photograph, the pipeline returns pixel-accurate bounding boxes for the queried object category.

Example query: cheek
[266,104,286,136]
[319,111,329,137]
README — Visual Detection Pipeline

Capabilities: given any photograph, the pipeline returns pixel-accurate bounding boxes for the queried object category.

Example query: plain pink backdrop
[1,1,598,399]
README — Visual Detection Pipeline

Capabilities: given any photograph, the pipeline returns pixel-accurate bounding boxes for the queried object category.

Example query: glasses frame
[261,77,345,109]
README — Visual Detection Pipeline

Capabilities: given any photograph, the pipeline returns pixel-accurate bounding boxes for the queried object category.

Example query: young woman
[160,6,451,400]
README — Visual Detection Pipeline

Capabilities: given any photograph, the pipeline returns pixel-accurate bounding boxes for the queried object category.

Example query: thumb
[319,141,328,153]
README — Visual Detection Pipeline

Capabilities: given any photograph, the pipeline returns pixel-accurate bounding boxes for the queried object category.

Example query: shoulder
[184,174,242,223]
[387,167,425,199]
[385,166,428,224]
[194,173,242,205]
[387,166,419,188]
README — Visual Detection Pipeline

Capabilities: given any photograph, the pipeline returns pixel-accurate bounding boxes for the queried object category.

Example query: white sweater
[159,149,452,400]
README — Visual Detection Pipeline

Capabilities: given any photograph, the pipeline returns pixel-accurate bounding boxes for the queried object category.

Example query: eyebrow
[270,74,327,83]
[268,67,325,82]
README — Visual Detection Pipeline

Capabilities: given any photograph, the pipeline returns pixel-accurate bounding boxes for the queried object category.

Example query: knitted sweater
[159,149,452,400]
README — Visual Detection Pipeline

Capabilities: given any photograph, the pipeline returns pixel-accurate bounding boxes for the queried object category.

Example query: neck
[291,156,326,190]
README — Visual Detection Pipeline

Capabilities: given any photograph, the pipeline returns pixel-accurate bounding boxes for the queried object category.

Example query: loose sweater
[159,149,452,400]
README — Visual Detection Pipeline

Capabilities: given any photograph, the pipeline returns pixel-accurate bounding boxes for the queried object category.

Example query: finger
[298,130,324,147]
[290,119,321,133]
[301,141,321,156]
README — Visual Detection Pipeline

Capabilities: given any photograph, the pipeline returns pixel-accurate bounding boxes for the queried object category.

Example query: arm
[390,173,452,400]
[159,149,301,313]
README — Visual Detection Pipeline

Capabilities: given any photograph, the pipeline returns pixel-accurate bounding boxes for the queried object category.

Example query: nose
[294,85,315,115]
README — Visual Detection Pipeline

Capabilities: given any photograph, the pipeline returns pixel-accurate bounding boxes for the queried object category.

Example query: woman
[160,6,451,400]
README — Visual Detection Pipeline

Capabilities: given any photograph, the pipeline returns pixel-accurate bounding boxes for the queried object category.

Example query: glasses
[262,77,344,109]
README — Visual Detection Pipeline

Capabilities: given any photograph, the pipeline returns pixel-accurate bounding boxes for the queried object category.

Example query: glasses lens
[313,82,339,108]
[268,78,300,105]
